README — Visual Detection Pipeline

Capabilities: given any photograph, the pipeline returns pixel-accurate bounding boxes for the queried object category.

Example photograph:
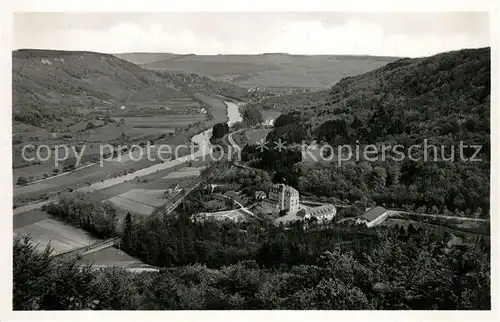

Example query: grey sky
[14,12,490,57]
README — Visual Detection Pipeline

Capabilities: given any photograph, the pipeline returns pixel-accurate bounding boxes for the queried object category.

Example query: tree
[367,167,387,191]
[473,207,483,219]
[243,105,264,125]
[278,209,288,217]
[91,268,140,309]
[13,235,53,309]
[316,119,348,143]
[123,212,134,250]
[296,209,307,218]
[13,235,100,310]
[45,193,117,238]
[212,123,229,139]
[308,278,372,309]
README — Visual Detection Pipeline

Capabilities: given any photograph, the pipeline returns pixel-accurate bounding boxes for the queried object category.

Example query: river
[190,100,242,145]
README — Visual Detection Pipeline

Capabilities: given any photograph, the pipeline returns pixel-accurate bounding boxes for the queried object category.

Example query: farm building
[356,206,389,227]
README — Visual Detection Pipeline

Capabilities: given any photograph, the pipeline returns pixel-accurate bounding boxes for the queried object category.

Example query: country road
[218,194,255,217]
[227,130,240,148]
[391,210,490,223]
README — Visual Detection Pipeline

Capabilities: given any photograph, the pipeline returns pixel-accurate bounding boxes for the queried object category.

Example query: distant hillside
[153,69,249,100]
[114,52,182,65]
[123,53,399,89]
[260,47,490,141]
[250,47,490,217]
[13,49,193,127]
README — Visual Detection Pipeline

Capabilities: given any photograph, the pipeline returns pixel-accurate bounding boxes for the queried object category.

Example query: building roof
[271,184,285,192]
[358,206,387,222]
[309,204,336,217]
[271,184,297,193]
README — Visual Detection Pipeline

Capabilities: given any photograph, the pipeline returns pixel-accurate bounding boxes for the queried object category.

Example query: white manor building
[263,184,300,213]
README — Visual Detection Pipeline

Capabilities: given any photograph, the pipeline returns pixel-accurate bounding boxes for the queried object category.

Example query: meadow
[14,217,98,255]
[13,111,207,185]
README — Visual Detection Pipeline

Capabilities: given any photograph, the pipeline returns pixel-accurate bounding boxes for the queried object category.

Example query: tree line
[14,225,490,310]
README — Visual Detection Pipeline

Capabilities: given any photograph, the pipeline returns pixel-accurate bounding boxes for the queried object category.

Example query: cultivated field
[14,218,98,255]
[106,196,155,216]
[136,53,399,88]
[162,166,203,179]
[13,140,204,208]
[13,209,50,229]
[13,98,211,184]
[114,189,167,207]
[110,115,206,128]
[102,164,206,216]
[261,109,282,121]
[13,92,226,209]
[77,247,158,270]
[12,51,214,185]
[245,129,272,145]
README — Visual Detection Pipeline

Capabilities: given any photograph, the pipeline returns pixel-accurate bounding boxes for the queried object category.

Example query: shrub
[44,193,117,238]
[17,176,28,186]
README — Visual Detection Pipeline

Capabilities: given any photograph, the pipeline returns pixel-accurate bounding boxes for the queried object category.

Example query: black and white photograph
[2,1,496,317]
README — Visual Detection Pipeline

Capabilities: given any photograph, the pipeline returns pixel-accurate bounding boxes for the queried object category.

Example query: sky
[13,12,490,57]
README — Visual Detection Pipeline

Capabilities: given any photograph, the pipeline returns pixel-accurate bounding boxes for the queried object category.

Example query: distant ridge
[120,52,399,88]
[14,48,115,58]
[253,46,490,216]
[113,52,183,65]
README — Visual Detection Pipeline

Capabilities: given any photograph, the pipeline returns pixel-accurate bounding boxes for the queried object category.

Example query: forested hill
[12,49,186,126]
[256,47,490,145]
[252,47,490,217]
